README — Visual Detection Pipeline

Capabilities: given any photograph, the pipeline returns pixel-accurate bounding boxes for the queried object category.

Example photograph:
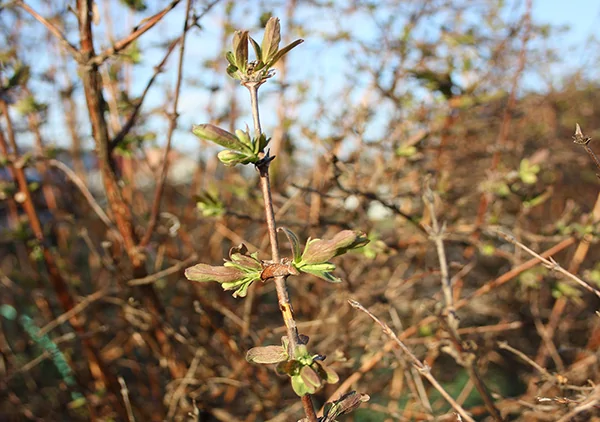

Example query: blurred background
[1,0,600,420]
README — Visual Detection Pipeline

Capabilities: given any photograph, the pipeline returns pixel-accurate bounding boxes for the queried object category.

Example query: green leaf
[221,274,260,298]
[395,145,417,157]
[300,230,369,265]
[232,30,249,73]
[225,51,237,67]
[261,17,281,64]
[299,266,341,283]
[278,227,302,263]
[235,128,253,149]
[300,366,322,391]
[185,264,245,283]
[0,304,17,321]
[291,374,311,396]
[226,64,239,79]
[249,37,262,63]
[217,149,256,167]
[195,190,225,217]
[119,0,147,11]
[228,244,263,272]
[518,159,540,185]
[192,124,248,151]
[266,39,304,68]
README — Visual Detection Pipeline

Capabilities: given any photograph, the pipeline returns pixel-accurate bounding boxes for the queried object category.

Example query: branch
[90,0,182,66]
[17,1,83,62]
[324,236,575,407]
[348,299,476,422]
[127,253,198,286]
[497,230,600,299]
[109,38,180,152]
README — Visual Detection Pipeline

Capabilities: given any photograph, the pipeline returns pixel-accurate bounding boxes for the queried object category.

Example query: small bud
[235,128,252,148]
[217,149,253,167]
[260,261,299,280]
[573,123,592,145]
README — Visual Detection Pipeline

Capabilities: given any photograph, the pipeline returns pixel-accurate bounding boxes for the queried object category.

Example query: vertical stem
[246,82,317,422]
[248,83,262,138]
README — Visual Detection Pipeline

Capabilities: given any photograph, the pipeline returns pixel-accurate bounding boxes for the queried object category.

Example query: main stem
[246,83,317,422]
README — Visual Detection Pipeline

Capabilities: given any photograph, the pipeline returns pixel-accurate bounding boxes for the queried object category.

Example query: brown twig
[74,0,186,381]
[118,377,136,422]
[166,348,204,420]
[127,253,198,286]
[325,236,575,406]
[573,123,600,175]
[497,230,600,299]
[424,181,503,421]
[0,100,127,418]
[90,0,182,66]
[109,38,180,152]
[348,299,475,422]
[17,1,83,61]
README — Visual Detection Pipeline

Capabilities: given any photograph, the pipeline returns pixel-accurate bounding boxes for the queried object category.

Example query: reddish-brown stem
[74,0,185,383]
[248,82,315,421]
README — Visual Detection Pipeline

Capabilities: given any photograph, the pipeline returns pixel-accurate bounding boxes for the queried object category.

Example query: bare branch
[17,1,83,62]
[90,0,182,66]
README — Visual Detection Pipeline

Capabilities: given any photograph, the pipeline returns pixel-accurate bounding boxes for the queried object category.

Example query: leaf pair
[184,244,262,298]
[192,124,269,167]
[246,339,339,397]
[280,228,369,283]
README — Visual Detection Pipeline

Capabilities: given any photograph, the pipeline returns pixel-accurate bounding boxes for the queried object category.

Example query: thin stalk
[245,82,317,422]
[349,299,475,422]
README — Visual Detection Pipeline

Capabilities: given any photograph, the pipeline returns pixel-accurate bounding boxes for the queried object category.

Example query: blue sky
[7,0,600,155]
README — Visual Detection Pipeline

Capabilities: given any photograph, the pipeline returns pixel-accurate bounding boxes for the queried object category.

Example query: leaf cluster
[225,17,303,84]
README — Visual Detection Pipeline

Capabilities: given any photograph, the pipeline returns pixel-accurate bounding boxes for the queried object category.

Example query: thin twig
[348,299,475,422]
[573,124,600,176]
[17,1,83,61]
[424,181,502,421]
[472,0,532,236]
[118,377,136,422]
[139,0,193,247]
[47,159,114,228]
[497,341,553,380]
[324,237,575,407]
[109,38,180,151]
[39,288,116,336]
[90,0,182,66]
[497,230,600,299]
[127,253,198,286]
[167,348,204,420]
